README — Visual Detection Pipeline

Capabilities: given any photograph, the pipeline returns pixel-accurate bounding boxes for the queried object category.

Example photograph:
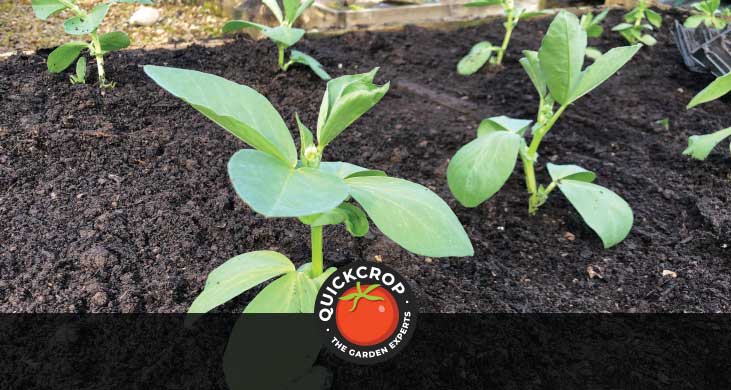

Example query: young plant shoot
[684,0,731,29]
[684,72,731,159]
[581,8,610,60]
[144,66,473,317]
[612,0,662,46]
[447,11,640,248]
[31,0,151,88]
[458,0,544,74]
[222,0,330,80]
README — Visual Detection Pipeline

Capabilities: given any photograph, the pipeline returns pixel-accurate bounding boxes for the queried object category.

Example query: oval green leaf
[144,65,297,166]
[317,68,390,147]
[557,180,633,248]
[291,50,331,81]
[538,11,587,105]
[244,271,319,313]
[262,26,305,48]
[99,31,130,52]
[520,50,546,98]
[687,72,731,109]
[547,163,596,182]
[47,41,87,73]
[477,115,533,136]
[188,250,295,315]
[347,176,474,257]
[318,161,369,179]
[457,41,495,76]
[222,20,267,34]
[683,127,731,160]
[447,131,522,208]
[64,3,109,35]
[228,149,349,217]
[31,0,67,20]
[569,44,640,104]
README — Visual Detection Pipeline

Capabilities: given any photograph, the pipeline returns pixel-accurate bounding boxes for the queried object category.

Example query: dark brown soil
[1,9,729,313]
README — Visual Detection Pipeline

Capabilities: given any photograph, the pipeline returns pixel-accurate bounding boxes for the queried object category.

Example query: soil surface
[1,9,730,313]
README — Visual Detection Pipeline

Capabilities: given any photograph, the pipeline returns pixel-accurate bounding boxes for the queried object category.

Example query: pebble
[91,291,108,307]
[129,6,161,26]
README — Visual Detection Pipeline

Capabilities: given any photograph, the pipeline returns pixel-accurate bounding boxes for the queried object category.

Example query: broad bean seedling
[448,11,640,248]
[223,0,330,80]
[458,0,544,74]
[31,0,152,87]
[144,66,473,316]
[684,0,731,29]
[612,0,662,46]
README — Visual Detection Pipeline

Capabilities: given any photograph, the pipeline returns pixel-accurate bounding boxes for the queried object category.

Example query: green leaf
[244,271,319,313]
[612,23,634,31]
[477,116,533,136]
[64,3,109,35]
[687,72,731,109]
[284,0,301,23]
[222,20,267,34]
[295,113,315,162]
[317,68,390,147]
[144,66,297,166]
[262,0,284,23]
[546,162,596,182]
[457,41,495,76]
[73,56,86,82]
[318,161,370,178]
[638,34,656,46]
[298,203,369,237]
[31,0,67,20]
[338,202,370,236]
[538,11,587,105]
[99,31,130,52]
[568,44,640,104]
[645,9,662,28]
[585,47,603,61]
[447,131,522,207]
[345,169,386,179]
[262,26,305,48]
[520,50,546,98]
[585,24,604,38]
[464,0,502,6]
[556,179,633,248]
[593,8,610,25]
[290,50,331,81]
[228,149,349,217]
[188,250,295,315]
[293,0,315,23]
[683,127,731,160]
[47,41,87,73]
[347,176,474,257]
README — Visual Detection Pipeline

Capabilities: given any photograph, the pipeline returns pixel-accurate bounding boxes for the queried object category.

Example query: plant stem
[58,0,86,17]
[89,32,111,88]
[311,225,323,277]
[523,104,567,214]
[277,44,286,71]
[495,7,515,65]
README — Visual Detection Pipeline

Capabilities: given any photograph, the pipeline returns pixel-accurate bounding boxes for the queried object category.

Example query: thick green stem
[495,9,515,65]
[311,225,323,277]
[523,104,567,214]
[277,45,286,71]
[89,32,111,88]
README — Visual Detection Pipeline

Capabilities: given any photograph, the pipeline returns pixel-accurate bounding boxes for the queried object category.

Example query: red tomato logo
[335,282,399,346]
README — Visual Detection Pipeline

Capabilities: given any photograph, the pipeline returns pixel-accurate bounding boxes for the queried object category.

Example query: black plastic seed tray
[674,20,731,76]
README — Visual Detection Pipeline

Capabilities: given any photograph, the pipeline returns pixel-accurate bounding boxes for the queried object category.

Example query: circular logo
[315,262,417,364]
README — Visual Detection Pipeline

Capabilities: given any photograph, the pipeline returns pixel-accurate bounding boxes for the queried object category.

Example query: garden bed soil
[1,9,730,313]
